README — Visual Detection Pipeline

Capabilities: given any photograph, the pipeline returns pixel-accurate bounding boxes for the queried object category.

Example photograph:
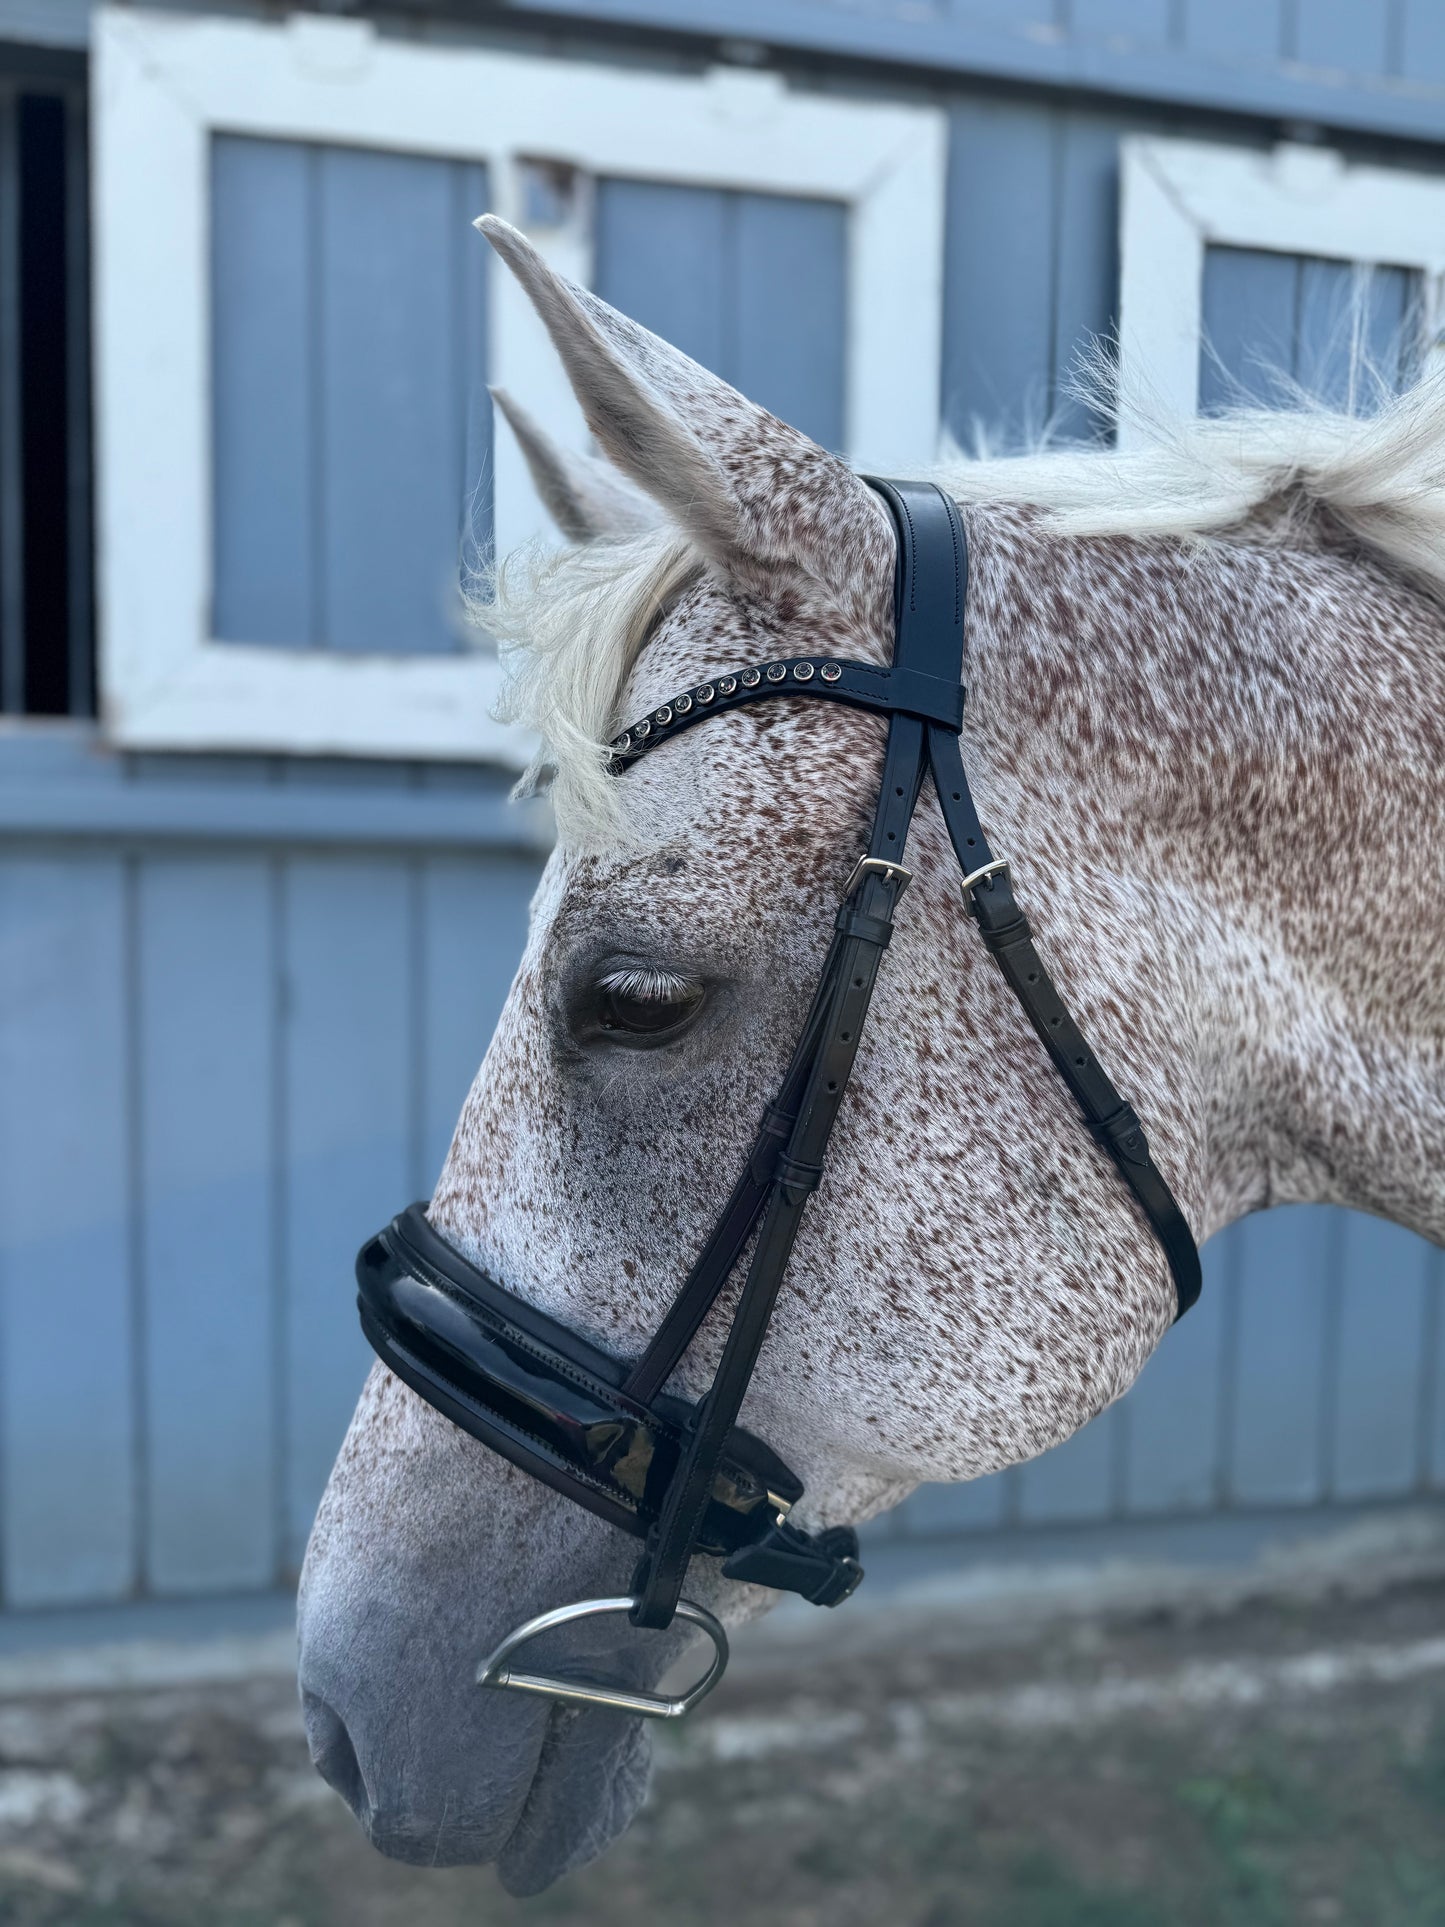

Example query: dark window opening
[0,66,91,719]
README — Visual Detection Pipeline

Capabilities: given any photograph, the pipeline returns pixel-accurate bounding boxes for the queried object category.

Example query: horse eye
[593,968,704,1041]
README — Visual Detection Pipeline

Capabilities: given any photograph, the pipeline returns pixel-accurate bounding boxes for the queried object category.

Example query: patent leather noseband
[357,480,1201,1716]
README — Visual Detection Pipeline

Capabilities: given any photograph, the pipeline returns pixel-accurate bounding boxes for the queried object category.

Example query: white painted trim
[93,8,946,760]
[1118,137,1445,446]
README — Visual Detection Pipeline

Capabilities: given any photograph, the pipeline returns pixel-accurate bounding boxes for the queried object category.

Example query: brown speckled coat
[296,216,1445,1892]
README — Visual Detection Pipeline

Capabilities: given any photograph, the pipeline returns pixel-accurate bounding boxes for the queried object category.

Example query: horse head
[296,217,1445,1890]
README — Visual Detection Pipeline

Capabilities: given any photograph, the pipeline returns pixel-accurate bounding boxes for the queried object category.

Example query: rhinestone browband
[608,657,854,769]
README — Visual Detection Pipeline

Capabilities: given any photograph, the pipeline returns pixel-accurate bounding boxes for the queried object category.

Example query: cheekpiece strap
[626,480,969,1631]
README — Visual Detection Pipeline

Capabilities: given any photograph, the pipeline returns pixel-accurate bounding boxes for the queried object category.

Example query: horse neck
[966,506,1445,1247]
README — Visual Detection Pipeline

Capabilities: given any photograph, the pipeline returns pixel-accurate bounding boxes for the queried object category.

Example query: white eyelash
[597,966,699,1002]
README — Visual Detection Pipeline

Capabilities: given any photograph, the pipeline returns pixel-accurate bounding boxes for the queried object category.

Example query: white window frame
[93,7,946,761]
[1118,137,1445,446]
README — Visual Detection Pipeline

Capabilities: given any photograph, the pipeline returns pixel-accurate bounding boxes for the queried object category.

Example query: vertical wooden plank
[1295,259,1411,408]
[18,94,71,717]
[595,179,728,381]
[1290,0,1392,74]
[1294,257,1356,408]
[734,192,848,451]
[1360,264,1413,390]
[455,161,493,595]
[594,182,848,452]
[64,86,94,718]
[943,100,1058,446]
[0,855,135,1604]
[137,856,277,1593]
[318,145,463,655]
[1400,0,1445,82]
[1228,1205,1337,1505]
[0,90,23,712]
[1180,0,1286,60]
[1016,1406,1120,1523]
[1330,1215,1434,1501]
[1431,1245,1445,1488]
[211,135,314,649]
[1122,1227,1234,1513]
[1052,113,1128,442]
[418,852,537,1195]
[1071,0,1174,44]
[1199,245,1300,412]
[282,855,412,1569]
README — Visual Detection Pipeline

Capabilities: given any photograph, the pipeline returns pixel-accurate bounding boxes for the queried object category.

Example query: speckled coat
[296,217,1445,1892]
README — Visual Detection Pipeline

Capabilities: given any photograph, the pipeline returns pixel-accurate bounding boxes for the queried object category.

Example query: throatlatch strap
[926,725,1202,1318]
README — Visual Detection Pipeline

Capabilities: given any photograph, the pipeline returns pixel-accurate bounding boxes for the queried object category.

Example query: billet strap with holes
[615,478,1199,1632]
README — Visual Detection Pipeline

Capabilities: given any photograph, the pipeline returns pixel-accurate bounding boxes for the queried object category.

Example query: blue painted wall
[1,34,1442,1610]
[0,742,543,1607]
[596,180,848,453]
[507,0,1445,147]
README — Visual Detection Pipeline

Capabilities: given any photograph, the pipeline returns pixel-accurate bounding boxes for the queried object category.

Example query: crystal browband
[607,654,966,769]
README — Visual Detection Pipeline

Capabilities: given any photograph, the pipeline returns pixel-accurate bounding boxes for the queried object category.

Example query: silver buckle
[959,856,1010,898]
[843,853,912,898]
[476,1595,729,1720]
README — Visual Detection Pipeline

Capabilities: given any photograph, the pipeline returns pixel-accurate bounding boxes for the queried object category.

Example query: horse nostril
[302,1689,368,1817]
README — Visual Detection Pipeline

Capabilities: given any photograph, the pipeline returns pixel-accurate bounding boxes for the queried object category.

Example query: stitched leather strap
[628,482,967,1629]
[926,725,1202,1317]
[608,657,963,770]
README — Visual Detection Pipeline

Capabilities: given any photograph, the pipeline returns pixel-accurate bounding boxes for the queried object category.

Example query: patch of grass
[1174,1769,1304,1927]
[1402,1723,1445,1814]
[980,1849,1171,1927]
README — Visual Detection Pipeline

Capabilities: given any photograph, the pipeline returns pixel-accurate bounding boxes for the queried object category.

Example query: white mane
[489,367,1445,840]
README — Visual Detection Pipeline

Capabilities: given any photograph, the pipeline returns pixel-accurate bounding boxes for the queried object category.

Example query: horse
[296,215,1445,1892]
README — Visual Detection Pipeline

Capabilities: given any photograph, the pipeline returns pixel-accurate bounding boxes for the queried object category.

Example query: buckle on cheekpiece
[958,856,1010,898]
[842,853,913,898]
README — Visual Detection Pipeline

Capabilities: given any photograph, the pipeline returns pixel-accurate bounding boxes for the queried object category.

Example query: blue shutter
[1201,245,1416,413]
[211,136,490,654]
[595,180,847,453]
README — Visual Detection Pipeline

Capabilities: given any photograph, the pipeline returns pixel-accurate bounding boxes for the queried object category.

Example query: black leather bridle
[356,481,1201,1717]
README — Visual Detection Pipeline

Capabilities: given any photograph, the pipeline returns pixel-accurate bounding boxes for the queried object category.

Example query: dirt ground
[2,1570,1443,1927]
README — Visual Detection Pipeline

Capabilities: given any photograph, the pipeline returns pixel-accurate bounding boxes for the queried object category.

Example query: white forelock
[484,528,701,843]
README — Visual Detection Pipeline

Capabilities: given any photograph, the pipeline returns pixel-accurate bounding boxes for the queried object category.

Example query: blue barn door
[211,135,492,655]
[594,179,849,451]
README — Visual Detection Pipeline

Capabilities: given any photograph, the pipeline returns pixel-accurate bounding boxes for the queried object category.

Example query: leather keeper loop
[972,892,1032,946]
[835,904,894,948]
[775,1153,823,1199]
[1090,1102,1151,1164]
[747,1102,794,1185]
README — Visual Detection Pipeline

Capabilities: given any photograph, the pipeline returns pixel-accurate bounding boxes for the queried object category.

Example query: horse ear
[490,387,662,543]
[475,216,889,599]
